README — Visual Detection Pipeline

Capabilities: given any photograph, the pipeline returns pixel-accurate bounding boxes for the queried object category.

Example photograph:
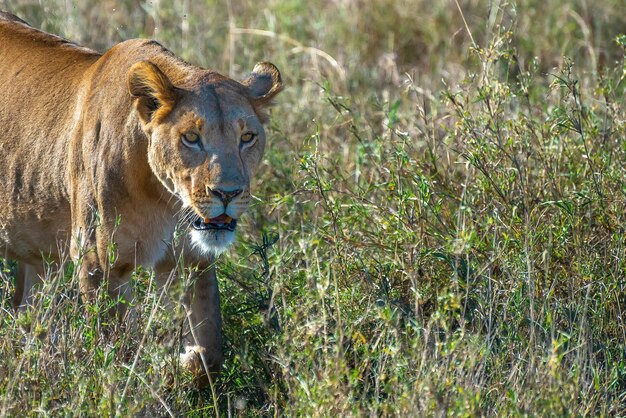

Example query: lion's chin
[189,229,236,255]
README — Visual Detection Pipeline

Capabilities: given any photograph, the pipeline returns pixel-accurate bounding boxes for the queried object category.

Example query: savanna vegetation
[1,0,625,416]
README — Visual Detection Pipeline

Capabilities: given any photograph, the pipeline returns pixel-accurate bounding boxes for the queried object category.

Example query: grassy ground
[1,0,625,416]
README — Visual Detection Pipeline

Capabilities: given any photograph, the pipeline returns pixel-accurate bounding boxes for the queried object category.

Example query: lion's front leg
[70,219,103,301]
[179,263,224,381]
[72,240,134,321]
[13,263,43,311]
[154,254,224,382]
[70,210,134,324]
[70,186,106,303]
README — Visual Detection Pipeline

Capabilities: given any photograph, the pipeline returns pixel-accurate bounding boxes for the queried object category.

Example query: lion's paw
[180,345,223,386]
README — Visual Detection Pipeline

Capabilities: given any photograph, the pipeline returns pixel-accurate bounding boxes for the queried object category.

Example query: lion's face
[149,85,266,253]
[128,61,282,254]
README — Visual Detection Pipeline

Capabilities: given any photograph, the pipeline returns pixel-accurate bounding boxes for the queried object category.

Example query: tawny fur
[0,11,282,382]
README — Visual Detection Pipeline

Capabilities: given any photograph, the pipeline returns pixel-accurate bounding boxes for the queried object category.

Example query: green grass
[1,0,625,416]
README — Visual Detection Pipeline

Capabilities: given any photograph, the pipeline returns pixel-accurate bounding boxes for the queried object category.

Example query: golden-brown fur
[0,11,282,382]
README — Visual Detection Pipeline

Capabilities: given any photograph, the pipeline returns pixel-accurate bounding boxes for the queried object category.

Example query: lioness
[0,11,282,381]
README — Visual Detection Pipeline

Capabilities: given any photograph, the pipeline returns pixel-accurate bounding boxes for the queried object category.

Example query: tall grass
[1,0,625,415]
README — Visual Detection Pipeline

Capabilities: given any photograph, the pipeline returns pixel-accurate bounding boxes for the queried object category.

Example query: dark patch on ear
[143,98,159,121]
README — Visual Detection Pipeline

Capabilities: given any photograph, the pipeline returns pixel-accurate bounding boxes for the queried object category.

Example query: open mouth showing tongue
[192,214,237,231]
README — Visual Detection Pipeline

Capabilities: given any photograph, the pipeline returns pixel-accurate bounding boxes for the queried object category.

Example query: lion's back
[0,13,102,260]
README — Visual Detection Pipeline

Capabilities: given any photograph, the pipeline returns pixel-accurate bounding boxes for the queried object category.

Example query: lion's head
[127,60,282,254]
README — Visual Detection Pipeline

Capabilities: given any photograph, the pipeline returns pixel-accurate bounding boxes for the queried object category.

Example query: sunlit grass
[1,0,625,415]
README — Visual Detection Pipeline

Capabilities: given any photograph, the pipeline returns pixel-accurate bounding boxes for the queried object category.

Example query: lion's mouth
[192,213,238,232]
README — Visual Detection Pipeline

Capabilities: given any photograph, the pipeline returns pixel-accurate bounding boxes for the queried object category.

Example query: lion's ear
[242,62,283,105]
[128,61,177,125]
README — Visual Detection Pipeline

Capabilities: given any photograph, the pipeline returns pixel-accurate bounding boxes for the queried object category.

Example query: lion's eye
[182,132,201,149]
[240,132,257,144]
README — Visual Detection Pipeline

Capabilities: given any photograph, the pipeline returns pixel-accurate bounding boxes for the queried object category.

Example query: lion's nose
[210,188,243,206]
